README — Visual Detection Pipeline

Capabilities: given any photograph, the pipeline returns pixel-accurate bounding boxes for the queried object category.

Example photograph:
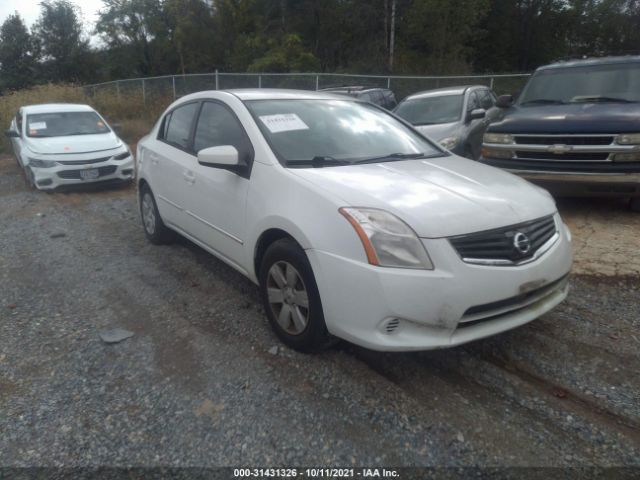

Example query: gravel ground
[0,155,639,468]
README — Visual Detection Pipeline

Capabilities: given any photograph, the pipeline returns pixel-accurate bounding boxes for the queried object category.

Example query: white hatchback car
[6,104,134,190]
[137,89,572,352]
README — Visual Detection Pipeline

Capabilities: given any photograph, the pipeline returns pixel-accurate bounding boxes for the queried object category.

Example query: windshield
[518,63,640,105]
[394,94,463,125]
[26,111,111,138]
[245,99,443,165]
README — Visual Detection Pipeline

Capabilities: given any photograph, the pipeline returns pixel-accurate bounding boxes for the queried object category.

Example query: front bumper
[29,157,135,190]
[307,221,572,351]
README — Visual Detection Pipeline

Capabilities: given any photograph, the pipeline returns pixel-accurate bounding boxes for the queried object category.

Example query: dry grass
[0,84,173,153]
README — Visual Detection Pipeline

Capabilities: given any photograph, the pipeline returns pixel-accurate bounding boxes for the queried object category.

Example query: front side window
[25,111,110,138]
[518,62,640,105]
[479,90,494,110]
[193,102,252,163]
[246,99,443,166]
[395,94,464,125]
[164,102,199,149]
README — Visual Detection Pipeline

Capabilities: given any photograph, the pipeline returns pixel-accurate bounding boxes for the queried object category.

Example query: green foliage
[0,14,39,91]
[32,0,95,82]
[248,34,321,73]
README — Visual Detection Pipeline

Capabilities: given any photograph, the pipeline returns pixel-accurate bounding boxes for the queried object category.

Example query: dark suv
[320,86,397,110]
[480,56,640,211]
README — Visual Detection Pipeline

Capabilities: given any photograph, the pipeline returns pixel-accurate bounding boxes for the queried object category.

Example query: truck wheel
[630,197,640,212]
[259,238,336,353]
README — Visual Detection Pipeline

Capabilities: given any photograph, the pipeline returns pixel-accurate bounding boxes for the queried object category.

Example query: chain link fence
[84,71,531,105]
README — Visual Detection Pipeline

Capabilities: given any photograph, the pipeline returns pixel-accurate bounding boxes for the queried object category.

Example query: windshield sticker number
[29,122,47,130]
[259,114,309,133]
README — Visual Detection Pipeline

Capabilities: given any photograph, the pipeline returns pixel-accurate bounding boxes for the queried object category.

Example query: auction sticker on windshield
[259,113,309,133]
[29,122,47,130]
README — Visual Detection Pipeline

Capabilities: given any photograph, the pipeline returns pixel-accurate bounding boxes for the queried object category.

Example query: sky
[0,0,104,37]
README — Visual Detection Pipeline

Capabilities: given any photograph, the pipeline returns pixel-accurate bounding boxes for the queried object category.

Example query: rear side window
[163,103,199,150]
[193,102,253,164]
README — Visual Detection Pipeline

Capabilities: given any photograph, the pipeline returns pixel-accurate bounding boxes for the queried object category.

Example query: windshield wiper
[353,152,427,164]
[570,96,634,104]
[285,156,349,168]
[520,99,566,105]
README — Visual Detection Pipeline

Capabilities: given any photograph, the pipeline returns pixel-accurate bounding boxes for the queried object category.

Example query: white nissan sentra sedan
[136,89,572,352]
[5,104,134,190]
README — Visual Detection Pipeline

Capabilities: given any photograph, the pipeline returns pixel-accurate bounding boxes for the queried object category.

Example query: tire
[630,197,640,212]
[139,184,175,244]
[24,166,37,190]
[259,238,336,353]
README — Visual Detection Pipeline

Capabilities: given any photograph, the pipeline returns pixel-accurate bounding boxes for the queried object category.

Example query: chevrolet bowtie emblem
[548,144,572,154]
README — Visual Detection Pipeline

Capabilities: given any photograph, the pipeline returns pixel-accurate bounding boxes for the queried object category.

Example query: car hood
[488,103,640,134]
[290,156,556,238]
[414,122,460,142]
[25,132,123,155]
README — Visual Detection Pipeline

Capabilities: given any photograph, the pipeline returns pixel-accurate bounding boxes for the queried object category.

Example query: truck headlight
[612,152,640,162]
[615,133,640,145]
[439,136,459,150]
[28,157,58,168]
[339,207,433,269]
[483,133,514,144]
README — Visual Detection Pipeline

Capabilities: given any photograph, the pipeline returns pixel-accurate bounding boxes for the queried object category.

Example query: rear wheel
[139,184,175,244]
[259,238,336,352]
[630,197,640,212]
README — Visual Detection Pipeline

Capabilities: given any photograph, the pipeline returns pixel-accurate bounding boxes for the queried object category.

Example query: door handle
[183,171,196,184]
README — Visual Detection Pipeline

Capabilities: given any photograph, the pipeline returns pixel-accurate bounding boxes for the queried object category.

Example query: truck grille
[514,135,613,146]
[449,215,557,265]
[57,166,117,179]
[515,151,610,161]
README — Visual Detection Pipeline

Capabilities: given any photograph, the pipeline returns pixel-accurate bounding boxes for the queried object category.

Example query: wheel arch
[253,228,303,281]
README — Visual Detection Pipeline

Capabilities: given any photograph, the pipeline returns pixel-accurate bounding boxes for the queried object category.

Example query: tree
[33,0,95,82]
[0,13,39,91]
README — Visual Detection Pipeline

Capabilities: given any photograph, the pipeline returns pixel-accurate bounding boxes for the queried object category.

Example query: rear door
[11,110,24,165]
[145,101,200,230]
[181,100,254,266]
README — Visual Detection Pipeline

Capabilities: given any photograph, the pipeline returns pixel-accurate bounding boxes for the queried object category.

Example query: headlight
[483,133,514,144]
[616,133,640,145]
[481,147,513,159]
[339,207,433,269]
[612,152,640,162]
[28,157,58,168]
[439,136,459,149]
[113,150,131,160]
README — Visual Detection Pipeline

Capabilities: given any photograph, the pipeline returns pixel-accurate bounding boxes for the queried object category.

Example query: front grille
[57,156,112,165]
[515,151,610,162]
[449,215,557,265]
[57,165,117,179]
[458,275,569,328]
[514,135,613,146]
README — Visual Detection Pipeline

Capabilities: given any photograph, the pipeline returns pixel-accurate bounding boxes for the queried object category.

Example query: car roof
[402,85,485,101]
[179,88,355,102]
[538,55,640,71]
[320,86,389,93]
[21,103,95,114]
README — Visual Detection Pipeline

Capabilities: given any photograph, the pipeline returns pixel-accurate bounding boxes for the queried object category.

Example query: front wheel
[259,238,336,353]
[139,185,175,244]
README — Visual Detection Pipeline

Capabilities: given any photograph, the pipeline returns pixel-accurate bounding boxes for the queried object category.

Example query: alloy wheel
[266,261,310,335]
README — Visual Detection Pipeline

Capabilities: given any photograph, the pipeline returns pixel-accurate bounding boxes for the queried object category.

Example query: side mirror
[111,122,123,135]
[197,145,240,168]
[468,108,486,121]
[5,129,19,138]
[496,94,514,109]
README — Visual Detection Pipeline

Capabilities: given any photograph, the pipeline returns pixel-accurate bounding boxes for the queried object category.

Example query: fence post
[142,79,146,105]
[387,77,391,89]
[258,75,262,88]
[490,77,494,89]
[116,80,121,100]
[215,69,219,90]
[315,75,319,91]
[172,75,176,99]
